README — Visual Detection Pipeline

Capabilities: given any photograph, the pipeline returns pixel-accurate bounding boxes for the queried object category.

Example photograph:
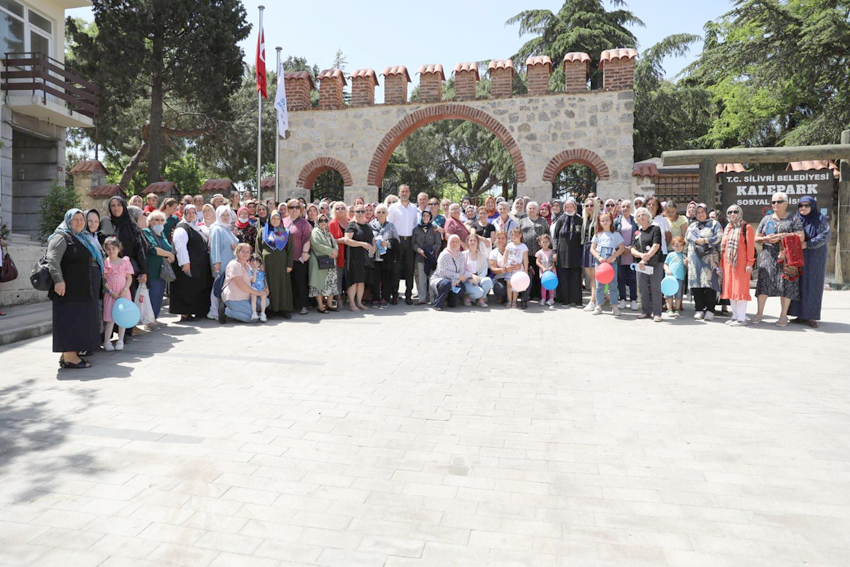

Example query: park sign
[720,169,835,224]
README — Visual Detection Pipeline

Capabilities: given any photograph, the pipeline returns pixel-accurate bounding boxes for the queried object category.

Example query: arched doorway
[542,149,610,200]
[367,103,527,189]
[296,157,354,202]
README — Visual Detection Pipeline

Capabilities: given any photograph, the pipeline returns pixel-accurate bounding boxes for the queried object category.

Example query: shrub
[39,183,80,241]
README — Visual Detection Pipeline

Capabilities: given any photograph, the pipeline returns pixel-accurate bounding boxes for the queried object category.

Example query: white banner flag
[274,60,288,135]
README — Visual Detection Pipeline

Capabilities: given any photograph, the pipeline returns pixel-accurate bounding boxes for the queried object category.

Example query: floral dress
[686,219,722,290]
[755,214,804,299]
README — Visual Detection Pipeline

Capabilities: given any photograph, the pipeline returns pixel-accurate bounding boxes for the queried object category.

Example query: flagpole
[257,5,265,198]
[275,46,282,204]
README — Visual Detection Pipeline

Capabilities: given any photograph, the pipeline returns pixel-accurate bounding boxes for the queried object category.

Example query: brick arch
[297,157,354,190]
[542,149,610,182]
[367,103,527,187]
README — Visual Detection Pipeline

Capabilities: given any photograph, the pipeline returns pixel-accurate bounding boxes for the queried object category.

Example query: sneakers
[547,299,555,306]
[653,316,663,322]
[251,312,259,321]
[673,310,680,317]
[629,301,638,311]
[114,340,124,351]
[463,299,473,307]
[612,306,621,316]
[705,311,715,321]
[539,299,546,306]
[583,301,597,312]
[593,305,603,315]
[103,340,114,352]
[694,311,705,320]
[725,319,734,326]
[476,298,488,307]
[729,320,747,327]
[300,307,309,315]
[665,309,675,316]
[259,312,267,322]
[618,300,626,309]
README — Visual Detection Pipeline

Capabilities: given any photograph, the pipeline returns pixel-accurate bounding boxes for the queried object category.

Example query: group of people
[44,185,832,369]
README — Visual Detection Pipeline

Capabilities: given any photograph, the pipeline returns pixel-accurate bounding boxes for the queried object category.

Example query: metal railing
[1,52,99,119]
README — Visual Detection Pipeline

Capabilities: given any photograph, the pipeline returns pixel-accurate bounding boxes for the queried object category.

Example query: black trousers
[291,260,309,310]
[528,263,541,300]
[493,276,529,303]
[395,237,415,300]
[433,277,465,309]
[370,260,395,302]
[556,266,583,306]
[693,288,717,313]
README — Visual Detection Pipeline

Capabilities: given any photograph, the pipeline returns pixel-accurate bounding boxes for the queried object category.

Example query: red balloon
[596,262,614,284]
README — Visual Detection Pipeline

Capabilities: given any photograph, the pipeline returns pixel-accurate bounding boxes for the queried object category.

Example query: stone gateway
[275,50,637,204]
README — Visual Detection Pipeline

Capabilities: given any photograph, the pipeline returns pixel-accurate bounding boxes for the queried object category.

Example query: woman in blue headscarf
[789,195,831,328]
[46,209,103,368]
[254,209,294,318]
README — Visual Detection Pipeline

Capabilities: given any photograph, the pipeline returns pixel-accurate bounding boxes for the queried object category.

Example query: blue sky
[68,0,733,98]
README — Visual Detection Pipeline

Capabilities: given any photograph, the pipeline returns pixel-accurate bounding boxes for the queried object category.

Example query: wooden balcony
[1,52,99,129]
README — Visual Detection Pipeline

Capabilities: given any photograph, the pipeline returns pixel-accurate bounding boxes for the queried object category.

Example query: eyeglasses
[429,202,439,206]
[771,200,786,204]
[354,210,366,214]
[288,205,300,209]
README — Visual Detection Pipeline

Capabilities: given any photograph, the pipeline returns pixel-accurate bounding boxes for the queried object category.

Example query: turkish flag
[256,29,267,99]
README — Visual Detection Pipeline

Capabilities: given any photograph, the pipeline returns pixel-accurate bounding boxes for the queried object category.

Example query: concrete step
[0,301,52,346]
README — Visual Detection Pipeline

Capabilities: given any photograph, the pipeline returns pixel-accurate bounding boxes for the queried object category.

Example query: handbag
[316,256,335,270]
[0,253,17,283]
[159,260,177,283]
[780,234,804,281]
[30,250,54,291]
[693,244,711,258]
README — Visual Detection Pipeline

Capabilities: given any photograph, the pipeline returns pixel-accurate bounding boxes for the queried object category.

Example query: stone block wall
[0,240,48,306]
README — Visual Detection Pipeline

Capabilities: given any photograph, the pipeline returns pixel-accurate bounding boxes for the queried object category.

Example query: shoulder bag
[0,252,17,283]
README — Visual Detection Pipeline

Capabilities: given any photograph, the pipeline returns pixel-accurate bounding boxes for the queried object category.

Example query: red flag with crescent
[256,29,267,98]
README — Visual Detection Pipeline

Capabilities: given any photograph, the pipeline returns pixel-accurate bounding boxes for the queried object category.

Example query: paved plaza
[0,292,849,567]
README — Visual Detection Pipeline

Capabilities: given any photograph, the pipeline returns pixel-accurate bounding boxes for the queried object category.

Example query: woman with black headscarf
[789,195,831,328]
[107,196,147,290]
[552,198,584,307]
[46,209,103,368]
[171,204,213,321]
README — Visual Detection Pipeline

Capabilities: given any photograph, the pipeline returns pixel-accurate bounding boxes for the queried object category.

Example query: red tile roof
[87,184,123,198]
[715,163,746,174]
[69,159,108,175]
[199,179,235,192]
[453,62,480,80]
[260,177,275,189]
[563,52,591,64]
[382,66,411,83]
[349,68,379,87]
[632,162,659,178]
[488,59,514,72]
[317,69,347,86]
[142,181,177,195]
[525,56,552,71]
[284,71,315,90]
[600,48,638,63]
[417,64,445,80]
[787,160,839,176]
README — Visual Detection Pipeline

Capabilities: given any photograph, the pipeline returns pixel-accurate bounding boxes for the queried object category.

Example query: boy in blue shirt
[664,236,687,316]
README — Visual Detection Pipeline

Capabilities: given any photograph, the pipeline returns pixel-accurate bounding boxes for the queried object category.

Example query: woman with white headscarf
[171,205,213,321]
[207,205,238,320]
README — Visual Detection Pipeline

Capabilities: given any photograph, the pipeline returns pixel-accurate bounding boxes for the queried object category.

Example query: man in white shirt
[387,184,419,304]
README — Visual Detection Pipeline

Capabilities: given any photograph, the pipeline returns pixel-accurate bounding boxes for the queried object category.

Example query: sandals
[59,358,91,369]
[317,307,329,314]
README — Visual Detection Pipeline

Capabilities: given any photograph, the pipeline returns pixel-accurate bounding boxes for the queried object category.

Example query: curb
[0,322,53,347]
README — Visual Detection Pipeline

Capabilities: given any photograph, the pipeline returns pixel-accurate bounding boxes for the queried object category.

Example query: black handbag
[693,244,711,258]
[316,256,335,270]
[30,251,53,291]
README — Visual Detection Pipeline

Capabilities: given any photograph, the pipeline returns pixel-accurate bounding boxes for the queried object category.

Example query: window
[0,0,53,57]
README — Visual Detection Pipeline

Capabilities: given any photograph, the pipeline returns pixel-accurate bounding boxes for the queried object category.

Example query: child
[535,233,556,306]
[502,227,529,309]
[248,253,268,322]
[590,212,625,316]
[102,236,134,351]
[664,236,687,316]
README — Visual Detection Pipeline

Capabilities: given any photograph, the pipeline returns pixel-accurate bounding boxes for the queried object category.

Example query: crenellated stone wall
[279,50,637,204]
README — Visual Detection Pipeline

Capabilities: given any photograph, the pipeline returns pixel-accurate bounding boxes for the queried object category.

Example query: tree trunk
[118,140,149,190]
[147,26,165,184]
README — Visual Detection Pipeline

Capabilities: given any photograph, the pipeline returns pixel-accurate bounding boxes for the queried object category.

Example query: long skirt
[556,266,582,306]
[53,265,100,353]
[788,245,828,320]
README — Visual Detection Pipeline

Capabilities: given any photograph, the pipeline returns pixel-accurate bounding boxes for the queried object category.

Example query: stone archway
[367,103,527,188]
[296,157,354,190]
[542,149,611,182]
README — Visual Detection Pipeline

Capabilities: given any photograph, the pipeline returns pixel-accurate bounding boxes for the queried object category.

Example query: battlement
[285,49,638,111]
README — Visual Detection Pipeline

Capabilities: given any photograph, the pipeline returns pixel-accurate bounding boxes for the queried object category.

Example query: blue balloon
[112,298,140,329]
[661,276,680,297]
[541,271,558,290]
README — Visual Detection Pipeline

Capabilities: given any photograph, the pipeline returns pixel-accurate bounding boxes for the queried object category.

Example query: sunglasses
[429,202,439,206]
[771,200,786,204]
[798,203,811,208]
[318,219,329,223]
[606,204,615,208]
[288,205,300,209]
[354,210,366,214]
[727,210,740,215]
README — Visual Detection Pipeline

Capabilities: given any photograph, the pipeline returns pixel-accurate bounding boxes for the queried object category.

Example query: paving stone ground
[1,292,849,567]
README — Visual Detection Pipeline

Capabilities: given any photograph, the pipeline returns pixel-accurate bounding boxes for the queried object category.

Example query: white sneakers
[260,312,267,322]
[729,320,747,327]
[593,305,603,315]
[539,299,547,306]
[612,306,621,316]
[547,299,555,306]
[583,301,597,312]
[705,311,715,321]
[103,340,114,352]
[251,312,259,321]
[630,301,638,310]
[618,300,626,309]
[114,340,124,351]
[694,311,705,320]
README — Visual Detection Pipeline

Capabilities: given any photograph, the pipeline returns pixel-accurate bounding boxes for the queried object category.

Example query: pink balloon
[596,262,614,284]
[510,270,530,292]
